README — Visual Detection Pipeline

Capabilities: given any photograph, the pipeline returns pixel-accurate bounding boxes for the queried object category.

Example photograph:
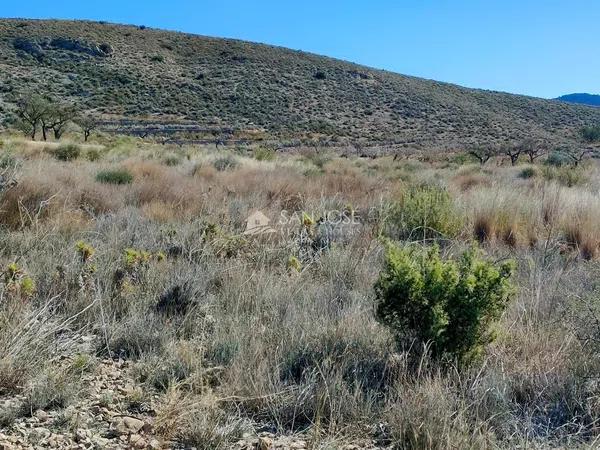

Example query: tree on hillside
[502,142,522,166]
[561,126,600,167]
[15,94,49,140]
[468,144,499,166]
[521,138,547,164]
[74,115,98,142]
[564,147,594,167]
[46,104,77,140]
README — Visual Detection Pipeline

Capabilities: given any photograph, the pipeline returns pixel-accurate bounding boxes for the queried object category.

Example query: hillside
[557,93,600,108]
[1,19,600,150]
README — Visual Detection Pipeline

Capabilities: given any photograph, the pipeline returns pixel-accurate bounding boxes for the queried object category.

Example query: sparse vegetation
[2,19,600,148]
[2,17,600,450]
[253,146,275,161]
[48,143,80,161]
[212,155,238,171]
[386,185,462,241]
[95,168,133,184]
[1,136,600,448]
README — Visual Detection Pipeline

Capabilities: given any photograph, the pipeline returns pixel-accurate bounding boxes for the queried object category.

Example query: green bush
[545,151,570,167]
[0,152,19,170]
[541,165,585,187]
[253,147,275,161]
[518,166,539,179]
[386,185,462,241]
[303,152,331,170]
[162,153,182,166]
[49,144,81,161]
[149,54,165,63]
[95,169,133,185]
[375,243,515,362]
[212,155,238,171]
[85,149,102,162]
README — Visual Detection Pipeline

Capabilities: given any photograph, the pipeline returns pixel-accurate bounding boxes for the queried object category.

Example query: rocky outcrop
[13,37,114,60]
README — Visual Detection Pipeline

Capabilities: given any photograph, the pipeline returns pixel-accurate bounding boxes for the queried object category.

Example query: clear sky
[2,0,598,99]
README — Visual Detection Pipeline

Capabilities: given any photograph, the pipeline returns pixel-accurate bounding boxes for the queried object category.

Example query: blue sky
[2,0,598,98]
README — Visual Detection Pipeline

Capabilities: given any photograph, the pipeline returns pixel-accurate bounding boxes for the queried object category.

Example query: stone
[34,410,49,422]
[112,416,145,434]
[142,418,153,433]
[124,416,145,433]
[63,406,77,419]
[32,427,51,438]
[130,433,146,448]
[257,436,273,450]
[91,435,110,447]
[75,428,89,442]
[148,438,161,449]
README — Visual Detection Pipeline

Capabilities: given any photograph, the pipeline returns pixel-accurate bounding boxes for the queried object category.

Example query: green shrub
[541,165,585,187]
[253,147,275,161]
[375,243,515,362]
[386,185,462,241]
[49,144,81,161]
[518,166,538,179]
[162,153,182,166]
[95,168,133,185]
[0,152,19,170]
[85,148,102,162]
[545,151,570,167]
[303,152,331,170]
[212,155,238,171]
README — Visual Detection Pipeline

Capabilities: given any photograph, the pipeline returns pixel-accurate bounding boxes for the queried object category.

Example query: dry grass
[3,137,600,448]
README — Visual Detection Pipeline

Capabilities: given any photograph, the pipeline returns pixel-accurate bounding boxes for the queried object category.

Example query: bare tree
[74,115,98,142]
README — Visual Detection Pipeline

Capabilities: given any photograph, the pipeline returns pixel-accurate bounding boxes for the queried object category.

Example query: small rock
[32,427,51,439]
[148,438,161,449]
[34,410,49,422]
[112,416,145,434]
[74,428,89,442]
[91,435,110,447]
[63,406,77,419]
[130,433,144,445]
[257,436,273,450]
[142,418,153,433]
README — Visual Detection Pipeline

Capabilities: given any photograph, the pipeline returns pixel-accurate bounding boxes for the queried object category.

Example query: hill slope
[557,93,600,108]
[1,19,600,149]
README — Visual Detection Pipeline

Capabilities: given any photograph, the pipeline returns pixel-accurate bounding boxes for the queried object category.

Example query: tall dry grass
[2,139,600,448]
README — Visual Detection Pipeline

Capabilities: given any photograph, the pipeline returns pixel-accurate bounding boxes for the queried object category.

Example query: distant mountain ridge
[1,19,600,150]
[557,93,600,108]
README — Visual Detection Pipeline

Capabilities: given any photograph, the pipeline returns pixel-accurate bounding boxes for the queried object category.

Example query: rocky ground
[0,352,391,449]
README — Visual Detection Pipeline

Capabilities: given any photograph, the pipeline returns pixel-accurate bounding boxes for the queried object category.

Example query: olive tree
[15,94,49,140]
[468,144,499,166]
[522,139,547,164]
[74,115,98,142]
[46,104,76,140]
